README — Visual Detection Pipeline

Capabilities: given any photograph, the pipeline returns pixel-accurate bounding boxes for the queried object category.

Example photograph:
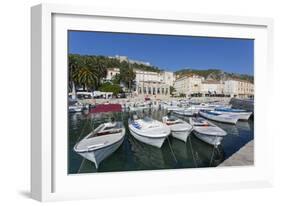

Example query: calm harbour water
[68,109,254,174]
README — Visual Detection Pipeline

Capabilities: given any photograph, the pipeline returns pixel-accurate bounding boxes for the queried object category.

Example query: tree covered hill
[175,68,254,83]
[69,54,161,72]
[69,54,254,85]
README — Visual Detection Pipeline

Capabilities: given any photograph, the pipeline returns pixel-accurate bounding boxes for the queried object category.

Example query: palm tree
[90,56,107,88]
[68,54,81,99]
[72,66,98,91]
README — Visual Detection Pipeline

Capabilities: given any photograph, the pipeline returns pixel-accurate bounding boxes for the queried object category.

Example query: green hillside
[175,69,254,83]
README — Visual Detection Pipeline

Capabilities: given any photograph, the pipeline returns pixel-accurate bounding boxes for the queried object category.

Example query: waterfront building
[201,80,224,95]
[160,71,175,86]
[134,69,161,82]
[134,69,170,98]
[135,69,175,85]
[135,81,170,97]
[174,75,204,96]
[104,67,253,98]
[105,68,120,81]
[224,79,254,98]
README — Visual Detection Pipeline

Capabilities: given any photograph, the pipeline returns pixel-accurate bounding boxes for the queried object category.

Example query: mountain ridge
[175,68,254,83]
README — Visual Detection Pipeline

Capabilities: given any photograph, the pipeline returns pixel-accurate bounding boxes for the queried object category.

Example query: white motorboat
[165,105,181,111]
[69,101,84,112]
[189,117,227,146]
[160,101,180,111]
[209,103,232,109]
[214,108,252,120]
[189,103,215,114]
[128,116,171,148]
[161,104,180,111]
[147,101,160,110]
[162,115,193,142]
[199,110,240,124]
[173,108,196,116]
[74,121,125,169]
[129,103,149,111]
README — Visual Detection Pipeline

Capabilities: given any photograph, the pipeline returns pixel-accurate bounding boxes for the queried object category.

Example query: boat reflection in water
[187,135,224,167]
[212,120,240,136]
[169,138,194,168]
[128,135,168,170]
[236,121,251,132]
[215,119,253,159]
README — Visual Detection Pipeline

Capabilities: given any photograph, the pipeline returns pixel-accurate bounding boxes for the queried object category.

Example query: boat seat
[132,122,141,129]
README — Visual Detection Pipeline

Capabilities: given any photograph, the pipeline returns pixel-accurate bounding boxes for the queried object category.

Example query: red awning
[90,104,122,113]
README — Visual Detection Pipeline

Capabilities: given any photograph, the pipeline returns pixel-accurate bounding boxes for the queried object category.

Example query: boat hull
[69,106,83,112]
[129,128,167,148]
[76,137,124,169]
[199,111,238,124]
[215,108,252,120]
[173,109,194,116]
[218,112,252,120]
[166,106,181,111]
[171,130,192,142]
[193,130,223,146]
[129,106,149,111]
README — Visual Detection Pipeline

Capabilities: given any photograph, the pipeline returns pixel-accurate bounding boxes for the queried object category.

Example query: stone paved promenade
[219,140,254,167]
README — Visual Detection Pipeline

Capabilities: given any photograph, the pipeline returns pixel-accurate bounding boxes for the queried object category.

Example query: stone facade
[174,75,204,96]
[134,69,170,97]
[174,75,254,98]
[135,81,170,96]
[160,71,175,86]
[105,67,254,98]
[201,80,224,95]
[224,79,254,98]
[105,68,120,81]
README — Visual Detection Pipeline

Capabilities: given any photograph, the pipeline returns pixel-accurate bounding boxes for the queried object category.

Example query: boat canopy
[90,104,122,113]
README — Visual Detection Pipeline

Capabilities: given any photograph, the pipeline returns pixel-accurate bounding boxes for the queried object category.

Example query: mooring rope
[90,114,96,131]
[167,137,178,164]
[188,136,198,168]
[209,144,217,167]
[77,158,85,173]
[75,118,90,144]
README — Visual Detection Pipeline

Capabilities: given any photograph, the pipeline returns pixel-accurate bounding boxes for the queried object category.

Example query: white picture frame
[31,3,274,202]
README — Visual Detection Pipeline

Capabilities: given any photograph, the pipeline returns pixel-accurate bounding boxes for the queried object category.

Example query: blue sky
[68,31,254,75]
